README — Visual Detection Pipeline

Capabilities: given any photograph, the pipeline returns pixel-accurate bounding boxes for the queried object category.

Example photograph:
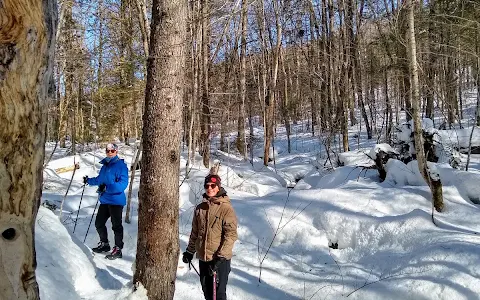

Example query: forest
[1,0,480,299]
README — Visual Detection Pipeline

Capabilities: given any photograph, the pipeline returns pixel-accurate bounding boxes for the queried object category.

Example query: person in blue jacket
[83,143,128,260]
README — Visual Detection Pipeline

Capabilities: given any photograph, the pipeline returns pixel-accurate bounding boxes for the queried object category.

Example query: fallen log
[55,164,80,174]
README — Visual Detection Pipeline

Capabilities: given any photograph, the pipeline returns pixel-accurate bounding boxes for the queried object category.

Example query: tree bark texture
[237,0,247,159]
[134,0,150,57]
[263,0,282,166]
[424,0,436,120]
[0,0,56,299]
[200,0,211,168]
[58,0,74,148]
[406,0,444,212]
[133,0,186,298]
[399,6,412,121]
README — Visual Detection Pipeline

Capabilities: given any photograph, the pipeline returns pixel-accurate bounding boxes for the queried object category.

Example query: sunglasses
[204,183,217,189]
[106,149,117,153]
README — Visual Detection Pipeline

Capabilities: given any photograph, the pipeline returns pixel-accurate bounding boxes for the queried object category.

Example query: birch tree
[406,0,444,213]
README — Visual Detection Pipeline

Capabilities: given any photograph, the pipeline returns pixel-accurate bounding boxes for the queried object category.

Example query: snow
[437,126,480,149]
[397,118,437,143]
[35,117,480,299]
[338,144,397,168]
[385,159,480,204]
[368,143,398,159]
[338,149,374,167]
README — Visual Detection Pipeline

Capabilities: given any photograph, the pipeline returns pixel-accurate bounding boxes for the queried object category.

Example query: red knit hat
[204,174,221,187]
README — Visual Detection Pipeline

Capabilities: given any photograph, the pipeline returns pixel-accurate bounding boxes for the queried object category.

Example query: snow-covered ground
[37,102,480,299]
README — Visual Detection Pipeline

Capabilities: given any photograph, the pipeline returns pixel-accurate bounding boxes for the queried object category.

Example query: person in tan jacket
[182,173,238,300]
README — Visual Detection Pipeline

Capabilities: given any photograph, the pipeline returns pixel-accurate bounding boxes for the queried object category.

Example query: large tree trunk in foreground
[0,0,56,299]
[406,0,444,213]
[133,0,186,298]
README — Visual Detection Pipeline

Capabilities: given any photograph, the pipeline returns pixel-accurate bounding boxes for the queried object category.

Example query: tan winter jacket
[186,188,238,262]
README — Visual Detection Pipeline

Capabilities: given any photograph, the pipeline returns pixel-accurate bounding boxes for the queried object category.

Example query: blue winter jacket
[87,156,129,206]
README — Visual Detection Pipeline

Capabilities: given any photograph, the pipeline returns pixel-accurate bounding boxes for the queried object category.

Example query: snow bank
[252,146,279,161]
[385,159,480,204]
[315,166,379,189]
[111,283,148,300]
[368,143,398,159]
[36,207,101,300]
[218,164,284,196]
[316,209,434,252]
[437,165,480,204]
[397,118,436,143]
[338,149,374,166]
[338,144,397,168]
[437,127,480,149]
[385,160,425,186]
[396,118,437,157]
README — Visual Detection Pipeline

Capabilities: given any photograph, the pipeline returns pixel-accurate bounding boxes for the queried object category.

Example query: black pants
[199,259,231,300]
[95,204,124,249]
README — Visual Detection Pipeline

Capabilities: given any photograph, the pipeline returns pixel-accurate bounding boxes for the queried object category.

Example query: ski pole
[213,271,217,300]
[189,261,200,276]
[83,197,99,243]
[73,184,86,234]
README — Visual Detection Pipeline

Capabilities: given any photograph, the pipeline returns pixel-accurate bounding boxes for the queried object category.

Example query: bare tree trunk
[477,27,480,127]
[220,41,231,153]
[95,0,104,151]
[425,0,435,120]
[248,97,255,163]
[56,0,73,148]
[263,0,282,166]
[60,0,75,149]
[466,27,480,170]
[367,65,376,133]
[133,0,186,298]
[237,0,247,159]
[188,0,200,166]
[126,1,138,140]
[384,65,393,143]
[134,0,150,57]
[339,0,350,152]
[354,44,371,139]
[399,5,412,121]
[308,3,318,135]
[407,0,444,213]
[327,0,336,145]
[199,0,211,168]
[125,142,142,223]
[280,49,291,153]
[0,0,56,298]
[254,0,268,145]
[446,52,457,127]
[458,56,464,125]
[346,0,357,126]
[294,21,301,124]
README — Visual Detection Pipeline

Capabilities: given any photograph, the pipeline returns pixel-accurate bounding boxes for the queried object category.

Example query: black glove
[97,183,106,194]
[83,176,88,185]
[209,256,226,275]
[182,251,194,264]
